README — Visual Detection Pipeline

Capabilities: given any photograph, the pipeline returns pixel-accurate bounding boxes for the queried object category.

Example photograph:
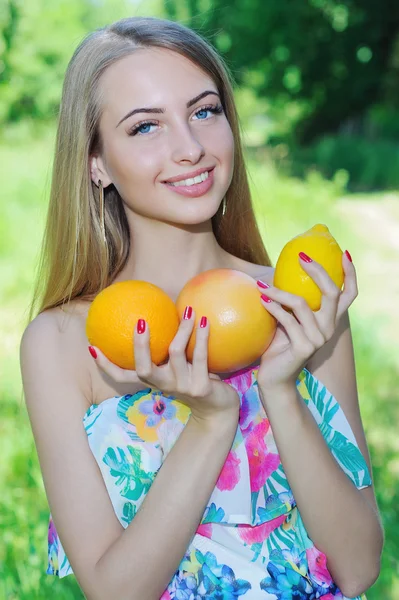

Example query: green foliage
[0,0,165,122]
[178,0,399,144]
[2,0,399,191]
[166,0,399,191]
[277,102,399,191]
[289,134,399,191]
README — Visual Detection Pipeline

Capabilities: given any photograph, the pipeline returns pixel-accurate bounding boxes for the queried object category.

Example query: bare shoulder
[227,254,275,284]
[20,299,93,413]
[22,298,90,340]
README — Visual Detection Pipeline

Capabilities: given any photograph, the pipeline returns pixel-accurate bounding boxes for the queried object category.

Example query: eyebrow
[116,90,221,127]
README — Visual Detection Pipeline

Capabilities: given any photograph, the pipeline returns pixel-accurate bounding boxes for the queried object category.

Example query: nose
[169,122,205,164]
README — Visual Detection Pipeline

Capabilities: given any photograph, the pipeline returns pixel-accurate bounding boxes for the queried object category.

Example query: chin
[175,204,220,225]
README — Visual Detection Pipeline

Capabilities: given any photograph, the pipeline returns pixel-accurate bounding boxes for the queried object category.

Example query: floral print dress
[47,366,371,599]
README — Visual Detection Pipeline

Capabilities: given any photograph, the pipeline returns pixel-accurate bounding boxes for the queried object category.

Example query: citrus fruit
[176,268,277,373]
[86,280,179,370]
[273,224,344,311]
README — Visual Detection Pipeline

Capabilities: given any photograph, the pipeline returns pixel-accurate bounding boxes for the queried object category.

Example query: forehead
[99,47,217,117]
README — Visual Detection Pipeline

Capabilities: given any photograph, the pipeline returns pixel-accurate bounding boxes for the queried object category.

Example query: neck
[113,214,232,301]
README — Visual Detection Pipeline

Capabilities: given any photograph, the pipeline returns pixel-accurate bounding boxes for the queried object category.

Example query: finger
[257,283,325,346]
[209,372,222,381]
[88,345,140,384]
[259,295,316,356]
[337,250,358,319]
[168,306,196,383]
[133,319,156,383]
[192,315,211,385]
[297,253,341,324]
[272,289,326,347]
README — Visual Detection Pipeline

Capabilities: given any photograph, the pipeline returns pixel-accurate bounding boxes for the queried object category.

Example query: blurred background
[1,0,398,598]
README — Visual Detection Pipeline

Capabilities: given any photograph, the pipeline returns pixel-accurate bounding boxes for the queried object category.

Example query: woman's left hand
[256,250,357,393]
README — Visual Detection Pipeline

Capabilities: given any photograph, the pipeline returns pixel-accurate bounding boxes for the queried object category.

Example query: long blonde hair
[29,16,271,321]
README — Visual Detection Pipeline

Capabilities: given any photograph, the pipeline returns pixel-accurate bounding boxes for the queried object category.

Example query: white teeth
[170,170,209,187]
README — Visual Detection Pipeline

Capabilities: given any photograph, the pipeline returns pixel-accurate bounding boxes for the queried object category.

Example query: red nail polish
[257,279,270,289]
[200,316,207,328]
[183,305,193,320]
[137,319,146,334]
[88,346,97,359]
[261,294,272,303]
[299,252,313,263]
[345,250,353,262]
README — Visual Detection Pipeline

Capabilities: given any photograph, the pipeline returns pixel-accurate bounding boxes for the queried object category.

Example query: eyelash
[128,103,224,136]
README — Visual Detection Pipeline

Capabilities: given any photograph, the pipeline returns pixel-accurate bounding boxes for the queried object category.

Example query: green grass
[1,124,398,598]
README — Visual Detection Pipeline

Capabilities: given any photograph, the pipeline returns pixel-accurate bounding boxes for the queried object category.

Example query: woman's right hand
[88,307,240,426]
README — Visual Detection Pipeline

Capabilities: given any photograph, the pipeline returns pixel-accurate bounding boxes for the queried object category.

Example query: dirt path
[335,194,399,364]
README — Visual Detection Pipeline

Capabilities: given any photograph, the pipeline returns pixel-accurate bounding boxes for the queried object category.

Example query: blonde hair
[29,16,271,321]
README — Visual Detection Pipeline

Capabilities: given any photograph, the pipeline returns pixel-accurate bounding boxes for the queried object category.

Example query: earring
[98,179,106,242]
[222,197,227,216]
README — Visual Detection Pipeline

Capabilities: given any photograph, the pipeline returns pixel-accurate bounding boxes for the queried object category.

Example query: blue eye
[194,104,224,120]
[129,121,157,136]
[196,109,210,119]
[138,123,152,133]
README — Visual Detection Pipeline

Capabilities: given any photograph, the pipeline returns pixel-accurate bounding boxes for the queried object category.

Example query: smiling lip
[162,167,215,198]
[162,166,215,183]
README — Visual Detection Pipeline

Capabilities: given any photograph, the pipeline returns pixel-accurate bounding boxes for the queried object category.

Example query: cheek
[215,123,235,176]
[214,121,234,159]
[105,140,164,188]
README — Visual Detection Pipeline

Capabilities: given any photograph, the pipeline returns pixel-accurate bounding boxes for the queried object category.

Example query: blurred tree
[165,0,399,144]
[0,0,164,123]
[2,0,399,148]
[0,0,19,88]
[0,0,90,121]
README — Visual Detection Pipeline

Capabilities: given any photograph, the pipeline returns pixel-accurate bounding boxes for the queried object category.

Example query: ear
[90,155,112,188]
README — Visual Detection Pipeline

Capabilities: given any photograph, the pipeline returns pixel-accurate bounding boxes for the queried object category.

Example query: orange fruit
[176,268,277,373]
[86,280,179,369]
[273,224,344,311]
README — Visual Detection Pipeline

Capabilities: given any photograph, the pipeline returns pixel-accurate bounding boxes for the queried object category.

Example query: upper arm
[20,312,124,596]
[306,310,379,513]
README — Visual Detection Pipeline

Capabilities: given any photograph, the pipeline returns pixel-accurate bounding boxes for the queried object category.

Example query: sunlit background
[1,0,398,597]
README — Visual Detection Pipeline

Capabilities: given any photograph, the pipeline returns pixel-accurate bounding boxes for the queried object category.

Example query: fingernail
[261,294,272,303]
[88,346,97,359]
[345,249,353,262]
[183,305,193,320]
[200,316,207,328]
[257,279,270,289]
[299,251,313,263]
[137,319,146,334]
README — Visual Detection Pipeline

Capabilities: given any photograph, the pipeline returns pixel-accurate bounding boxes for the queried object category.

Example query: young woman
[20,16,383,600]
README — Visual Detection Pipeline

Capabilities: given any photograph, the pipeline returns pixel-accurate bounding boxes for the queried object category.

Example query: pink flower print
[237,513,286,544]
[196,522,213,538]
[306,546,333,587]
[160,591,172,600]
[48,517,58,545]
[216,450,241,491]
[320,594,342,600]
[245,420,280,492]
[225,365,254,395]
[239,383,262,431]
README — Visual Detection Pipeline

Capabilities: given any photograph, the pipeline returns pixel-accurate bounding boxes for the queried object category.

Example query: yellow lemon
[273,224,344,311]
